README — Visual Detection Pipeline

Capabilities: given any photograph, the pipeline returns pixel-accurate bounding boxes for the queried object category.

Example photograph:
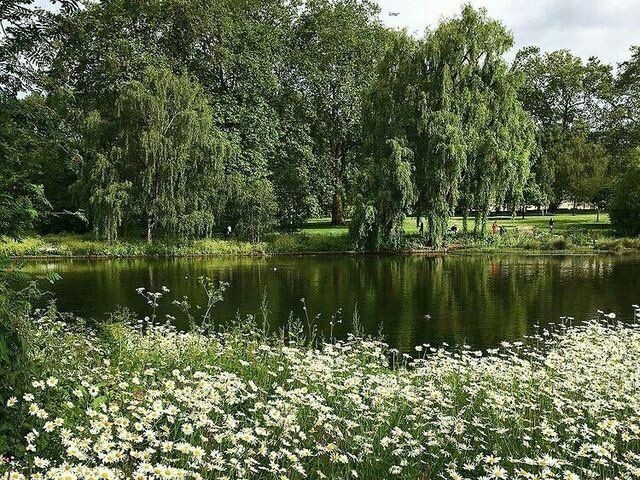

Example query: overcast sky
[376,0,640,66]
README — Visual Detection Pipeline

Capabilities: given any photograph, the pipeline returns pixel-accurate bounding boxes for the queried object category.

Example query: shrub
[543,235,572,250]
[610,151,640,236]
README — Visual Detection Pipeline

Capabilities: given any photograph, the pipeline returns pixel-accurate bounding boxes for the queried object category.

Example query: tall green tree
[350,33,416,248]
[556,135,610,214]
[0,96,51,238]
[357,6,533,247]
[46,0,322,232]
[418,6,535,241]
[270,86,318,231]
[604,46,640,165]
[512,47,613,209]
[350,139,414,250]
[290,0,387,225]
[82,66,231,243]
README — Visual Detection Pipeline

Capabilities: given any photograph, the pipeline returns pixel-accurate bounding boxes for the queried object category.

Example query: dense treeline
[2,0,640,247]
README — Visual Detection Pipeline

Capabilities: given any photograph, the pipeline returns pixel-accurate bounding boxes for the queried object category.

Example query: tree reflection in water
[22,254,639,351]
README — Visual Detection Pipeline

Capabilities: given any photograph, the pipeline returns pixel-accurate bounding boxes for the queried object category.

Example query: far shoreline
[5,213,639,259]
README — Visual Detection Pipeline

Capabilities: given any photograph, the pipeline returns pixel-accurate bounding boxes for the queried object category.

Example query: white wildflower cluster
[2,317,640,479]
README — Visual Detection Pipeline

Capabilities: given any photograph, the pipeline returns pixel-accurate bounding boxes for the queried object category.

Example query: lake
[22,253,640,351]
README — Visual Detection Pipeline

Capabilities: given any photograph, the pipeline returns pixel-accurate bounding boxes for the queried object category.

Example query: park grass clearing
[2,303,640,479]
[303,212,612,236]
[2,212,639,258]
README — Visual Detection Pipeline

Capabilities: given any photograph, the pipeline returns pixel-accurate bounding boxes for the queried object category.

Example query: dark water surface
[22,254,640,351]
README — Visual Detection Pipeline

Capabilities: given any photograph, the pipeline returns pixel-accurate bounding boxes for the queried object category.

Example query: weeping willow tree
[450,16,535,234]
[350,33,416,249]
[458,78,536,233]
[357,6,534,248]
[87,151,131,242]
[350,139,414,250]
[415,5,535,244]
[113,66,231,243]
[413,61,467,247]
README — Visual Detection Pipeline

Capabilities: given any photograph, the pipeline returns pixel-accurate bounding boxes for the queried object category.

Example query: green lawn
[302,212,612,237]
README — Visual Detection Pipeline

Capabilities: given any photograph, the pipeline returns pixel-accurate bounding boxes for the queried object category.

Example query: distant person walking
[419,220,424,236]
[225,225,232,238]
[548,217,554,232]
[492,220,498,235]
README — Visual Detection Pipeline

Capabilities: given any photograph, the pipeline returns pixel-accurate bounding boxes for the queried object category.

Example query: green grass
[0,231,352,257]
[303,212,612,236]
[2,212,635,257]
[442,212,612,235]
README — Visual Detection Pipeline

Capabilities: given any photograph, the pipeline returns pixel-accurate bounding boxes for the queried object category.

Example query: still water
[22,254,640,351]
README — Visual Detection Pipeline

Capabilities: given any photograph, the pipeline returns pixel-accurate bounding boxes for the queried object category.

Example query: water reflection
[22,254,640,351]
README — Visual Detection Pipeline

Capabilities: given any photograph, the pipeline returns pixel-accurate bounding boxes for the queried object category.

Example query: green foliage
[556,136,610,209]
[0,262,58,454]
[351,139,414,250]
[290,0,388,225]
[270,99,318,231]
[602,46,640,156]
[0,96,52,238]
[231,178,278,243]
[81,66,232,243]
[0,0,79,95]
[2,0,639,250]
[352,33,416,249]
[0,261,31,402]
[513,47,613,209]
[610,150,640,236]
[86,153,131,242]
[357,6,534,248]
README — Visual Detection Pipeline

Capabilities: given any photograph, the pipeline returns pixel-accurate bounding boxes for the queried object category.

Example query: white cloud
[377,0,640,66]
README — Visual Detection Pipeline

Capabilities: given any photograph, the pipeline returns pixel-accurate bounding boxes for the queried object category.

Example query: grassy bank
[0,232,353,258]
[1,305,639,479]
[3,213,639,257]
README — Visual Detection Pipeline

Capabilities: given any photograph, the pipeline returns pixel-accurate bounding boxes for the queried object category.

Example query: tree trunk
[462,208,468,233]
[596,208,600,223]
[329,139,346,226]
[147,213,154,245]
[331,189,344,226]
[521,204,526,220]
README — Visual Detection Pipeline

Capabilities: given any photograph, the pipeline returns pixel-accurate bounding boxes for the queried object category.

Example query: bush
[543,235,572,250]
[0,259,54,454]
[610,152,640,236]
[595,237,640,252]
